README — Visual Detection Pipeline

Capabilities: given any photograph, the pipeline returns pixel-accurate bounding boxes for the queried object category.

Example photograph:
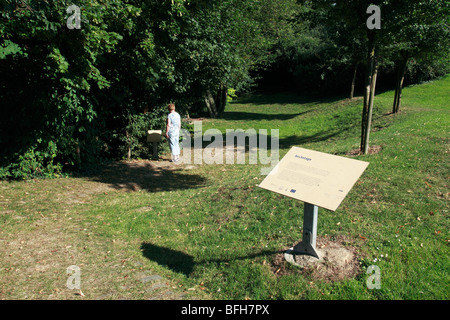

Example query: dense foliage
[1,0,448,179]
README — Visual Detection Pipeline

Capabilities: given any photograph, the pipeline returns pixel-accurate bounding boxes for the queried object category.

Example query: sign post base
[152,142,159,160]
[289,203,319,259]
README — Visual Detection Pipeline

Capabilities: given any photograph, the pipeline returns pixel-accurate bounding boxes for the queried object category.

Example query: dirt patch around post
[271,237,362,282]
[346,145,382,156]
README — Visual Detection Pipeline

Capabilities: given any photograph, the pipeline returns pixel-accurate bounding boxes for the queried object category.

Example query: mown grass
[85,75,448,299]
[1,75,448,300]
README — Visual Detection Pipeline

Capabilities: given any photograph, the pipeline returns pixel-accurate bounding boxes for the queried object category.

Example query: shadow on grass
[221,110,312,122]
[192,126,353,151]
[230,92,346,106]
[140,242,283,277]
[140,243,196,276]
[190,97,366,151]
[277,129,355,149]
[83,160,207,193]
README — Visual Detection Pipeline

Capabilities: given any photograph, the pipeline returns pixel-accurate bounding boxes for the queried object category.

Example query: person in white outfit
[166,103,181,163]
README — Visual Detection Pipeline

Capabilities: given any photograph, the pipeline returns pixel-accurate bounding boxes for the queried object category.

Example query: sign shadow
[140,242,283,277]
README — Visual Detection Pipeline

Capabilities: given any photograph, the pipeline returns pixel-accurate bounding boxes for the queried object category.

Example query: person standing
[166,103,181,163]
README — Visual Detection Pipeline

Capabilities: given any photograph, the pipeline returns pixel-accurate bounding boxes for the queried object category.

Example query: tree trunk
[363,63,378,155]
[361,67,372,152]
[392,85,399,114]
[350,63,358,99]
[360,31,376,154]
[393,59,408,114]
[76,140,81,168]
[204,90,218,118]
[215,85,228,115]
[126,131,131,160]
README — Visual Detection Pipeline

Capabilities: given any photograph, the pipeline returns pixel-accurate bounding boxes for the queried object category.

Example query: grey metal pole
[292,202,319,259]
[152,142,158,159]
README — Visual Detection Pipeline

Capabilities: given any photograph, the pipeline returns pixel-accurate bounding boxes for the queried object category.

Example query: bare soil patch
[271,237,362,282]
[346,145,382,156]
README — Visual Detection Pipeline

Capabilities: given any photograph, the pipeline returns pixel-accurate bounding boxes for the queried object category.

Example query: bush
[2,140,63,180]
[117,107,169,160]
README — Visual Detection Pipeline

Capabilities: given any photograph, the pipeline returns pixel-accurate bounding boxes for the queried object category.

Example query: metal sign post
[292,203,319,258]
[258,146,369,261]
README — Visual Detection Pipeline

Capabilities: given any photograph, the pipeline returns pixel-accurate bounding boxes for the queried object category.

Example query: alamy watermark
[64,4,380,30]
[367,5,381,30]
[66,5,81,30]
[366,265,381,289]
[66,265,85,296]
[178,121,279,175]
[66,265,81,290]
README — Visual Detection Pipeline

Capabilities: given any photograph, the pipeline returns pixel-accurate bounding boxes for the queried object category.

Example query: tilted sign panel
[259,147,369,211]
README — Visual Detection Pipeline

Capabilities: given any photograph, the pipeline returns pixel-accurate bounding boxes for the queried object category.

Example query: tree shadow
[192,125,353,152]
[230,92,344,106]
[277,131,347,149]
[83,160,207,193]
[221,110,312,121]
[140,242,283,277]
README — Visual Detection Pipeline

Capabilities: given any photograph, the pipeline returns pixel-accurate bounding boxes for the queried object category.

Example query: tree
[295,0,448,153]
[180,0,293,118]
[0,0,294,174]
[300,0,384,154]
[0,0,128,173]
[385,0,450,114]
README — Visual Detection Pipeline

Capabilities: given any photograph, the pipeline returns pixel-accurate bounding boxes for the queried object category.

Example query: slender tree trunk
[361,31,376,154]
[392,61,402,113]
[215,85,227,115]
[204,90,218,118]
[393,59,408,113]
[363,63,378,155]
[392,85,399,114]
[76,140,81,168]
[126,131,131,160]
[361,65,373,152]
[350,63,358,99]
[361,74,369,151]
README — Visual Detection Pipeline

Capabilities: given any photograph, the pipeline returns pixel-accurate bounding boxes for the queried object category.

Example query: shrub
[2,140,63,180]
[117,107,169,160]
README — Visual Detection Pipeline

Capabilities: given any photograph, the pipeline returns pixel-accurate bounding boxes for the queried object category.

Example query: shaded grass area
[0,75,448,300]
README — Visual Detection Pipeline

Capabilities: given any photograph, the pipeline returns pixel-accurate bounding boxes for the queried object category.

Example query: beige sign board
[147,130,162,143]
[259,147,369,211]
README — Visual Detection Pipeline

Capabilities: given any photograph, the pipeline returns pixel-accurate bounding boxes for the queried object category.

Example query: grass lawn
[0,75,448,300]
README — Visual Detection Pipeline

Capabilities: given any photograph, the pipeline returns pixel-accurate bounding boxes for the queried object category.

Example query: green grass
[1,75,448,300]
